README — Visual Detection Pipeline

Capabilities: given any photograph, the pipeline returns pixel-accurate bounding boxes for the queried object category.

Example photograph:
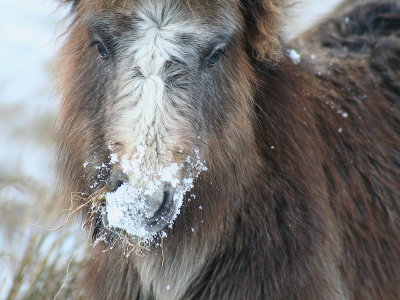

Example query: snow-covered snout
[104,144,206,238]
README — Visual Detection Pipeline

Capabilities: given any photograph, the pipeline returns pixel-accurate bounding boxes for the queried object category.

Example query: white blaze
[111,1,190,180]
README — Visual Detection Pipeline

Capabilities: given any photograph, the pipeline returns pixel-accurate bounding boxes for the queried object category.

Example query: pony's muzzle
[106,170,177,235]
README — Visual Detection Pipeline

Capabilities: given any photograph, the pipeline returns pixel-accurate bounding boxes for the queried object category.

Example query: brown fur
[55,0,400,299]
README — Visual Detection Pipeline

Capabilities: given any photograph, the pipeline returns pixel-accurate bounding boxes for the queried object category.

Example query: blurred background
[0,0,342,299]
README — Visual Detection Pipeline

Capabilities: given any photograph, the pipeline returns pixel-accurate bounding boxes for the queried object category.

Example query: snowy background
[0,0,342,298]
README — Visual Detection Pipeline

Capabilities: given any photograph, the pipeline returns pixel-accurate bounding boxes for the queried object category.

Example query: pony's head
[56,0,284,242]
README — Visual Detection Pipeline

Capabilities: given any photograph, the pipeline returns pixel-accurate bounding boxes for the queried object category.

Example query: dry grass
[0,142,144,299]
[4,230,85,300]
[0,54,89,297]
[0,175,88,300]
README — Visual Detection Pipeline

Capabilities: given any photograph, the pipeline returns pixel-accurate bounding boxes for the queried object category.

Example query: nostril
[115,180,124,190]
[149,187,173,220]
[109,172,128,192]
[163,189,170,201]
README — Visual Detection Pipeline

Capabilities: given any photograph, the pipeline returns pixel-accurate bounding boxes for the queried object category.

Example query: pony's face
[57,0,282,241]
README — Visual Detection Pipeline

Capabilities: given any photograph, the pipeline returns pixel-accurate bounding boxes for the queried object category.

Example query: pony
[55,0,400,299]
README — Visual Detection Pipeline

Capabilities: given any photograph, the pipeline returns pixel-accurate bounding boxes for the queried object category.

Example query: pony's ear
[240,0,285,63]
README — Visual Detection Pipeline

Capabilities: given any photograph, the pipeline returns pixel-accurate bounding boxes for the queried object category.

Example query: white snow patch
[105,183,153,237]
[159,163,180,188]
[288,49,301,64]
[104,148,207,241]
[110,153,119,164]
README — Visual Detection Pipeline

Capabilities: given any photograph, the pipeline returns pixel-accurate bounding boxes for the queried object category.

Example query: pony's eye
[95,41,109,59]
[207,49,227,67]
